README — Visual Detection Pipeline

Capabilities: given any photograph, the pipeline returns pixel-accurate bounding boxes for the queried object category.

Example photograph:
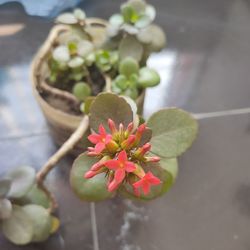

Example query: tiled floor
[1,0,250,249]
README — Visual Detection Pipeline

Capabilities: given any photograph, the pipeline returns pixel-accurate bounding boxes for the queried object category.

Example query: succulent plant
[0,166,59,245]
[107,0,166,62]
[111,57,160,99]
[70,93,198,201]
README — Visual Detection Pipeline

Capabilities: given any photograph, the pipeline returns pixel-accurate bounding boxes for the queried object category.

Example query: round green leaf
[56,13,78,24]
[7,166,36,199]
[128,0,146,13]
[121,4,138,23]
[119,158,178,201]
[147,25,166,52]
[70,153,113,202]
[0,178,11,198]
[119,57,139,78]
[89,92,133,132]
[121,24,139,35]
[109,14,124,27]
[73,82,91,101]
[0,199,12,219]
[52,45,70,62]
[114,75,128,90]
[2,205,33,245]
[145,4,156,21]
[138,67,160,87]
[118,35,143,62]
[23,204,52,243]
[68,56,84,68]
[19,185,50,209]
[147,108,198,158]
[73,8,86,21]
[123,87,138,100]
[77,40,94,57]
[135,15,151,28]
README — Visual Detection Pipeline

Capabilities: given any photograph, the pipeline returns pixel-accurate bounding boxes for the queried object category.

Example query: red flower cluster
[85,119,161,196]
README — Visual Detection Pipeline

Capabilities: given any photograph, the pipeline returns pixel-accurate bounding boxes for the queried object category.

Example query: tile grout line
[193,107,250,120]
[90,202,100,250]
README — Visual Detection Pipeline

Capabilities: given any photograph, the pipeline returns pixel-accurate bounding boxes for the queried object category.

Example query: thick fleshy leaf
[50,216,60,234]
[0,198,12,219]
[73,82,91,101]
[70,153,113,202]
[121,4,138,23]
[56,13,78,24]
[145,4,156,21]
[83,96,95,114]
[138,67,160,87]
[18,185,50,209]
[118,35,143,62]
[135,15,151,28]
[147,108,198,158]
[2,205,33,245]
[89,92,133,132]
[7,166,36,199]
[119,157,178,201]
[119,57,139,78]
[147,25,166,52]
[0,178,11,198]
[52,45,70,62]
[121,24,139,35]
[68,56,84,68]
[77,40,94,57]
[23,204,52,243]
[109,14,124,27]
[73,9,86,21]
[128,0,146,13]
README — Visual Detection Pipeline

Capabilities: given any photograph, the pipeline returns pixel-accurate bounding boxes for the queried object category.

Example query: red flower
[88,124,112,154]
[104,150,136,184]
[133,171,161,195]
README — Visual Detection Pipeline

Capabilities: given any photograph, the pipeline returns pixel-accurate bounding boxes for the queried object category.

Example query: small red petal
[125,161,136,172]
[99,124,106,136]
[142,182,150,195]
[104,159,120,170]
[114,168,125,183]
[118,150,127,162]
[95,142,105,154]
[84,171,96,179]
[88,134,101,144]
[108,179,120,192]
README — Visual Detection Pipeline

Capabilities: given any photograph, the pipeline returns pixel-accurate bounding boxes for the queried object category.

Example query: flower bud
[106,140,119,153]
[121,135,136,150]
[145,156,161,163]
[108,119,117,134]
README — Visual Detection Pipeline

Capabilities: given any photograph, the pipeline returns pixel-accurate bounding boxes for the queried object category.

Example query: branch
[36,115,89,212]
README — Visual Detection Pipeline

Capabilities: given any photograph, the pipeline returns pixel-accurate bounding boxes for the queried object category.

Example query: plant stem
[37,115,89,212]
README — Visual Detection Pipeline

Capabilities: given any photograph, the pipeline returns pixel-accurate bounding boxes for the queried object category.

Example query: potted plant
[0,92,198,245]
[31,0,166,155]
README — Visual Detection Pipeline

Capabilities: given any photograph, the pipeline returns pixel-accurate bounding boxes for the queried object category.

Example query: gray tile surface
[1,0,250,249]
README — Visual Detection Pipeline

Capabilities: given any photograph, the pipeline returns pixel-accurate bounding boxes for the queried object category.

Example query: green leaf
[23,204,52,242]
[68,56,84,68]
[147,25,166,52]
[121,24,139,35]
[83,96,96,114]
[145,5,156,21]
[89,92,133,132]
[2,205,33,245]
[118,35,143,62]
[18,185,50,209]
[119,158,178,201]
[52,45,70,62]
[119,57,139,78]
[6,166,36,199]
[135,15,151,28]
[138,67,160,87]
[109,14,124,27]
[73,8,86,21]
[70,153,113,202]
[73,82,91,101]
[128,0,146,13]
[123,87,138,100]
[77,40,94,57]
[0,198,12,219]
[114,75,128,90]
[56,13,78,24]
[0,178,11,198]
[138,127,152,146]
[147,108,198,158]
[121,4,138,23]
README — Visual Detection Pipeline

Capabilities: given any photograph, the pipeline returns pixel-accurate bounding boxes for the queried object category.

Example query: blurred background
[1,0,250,250]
